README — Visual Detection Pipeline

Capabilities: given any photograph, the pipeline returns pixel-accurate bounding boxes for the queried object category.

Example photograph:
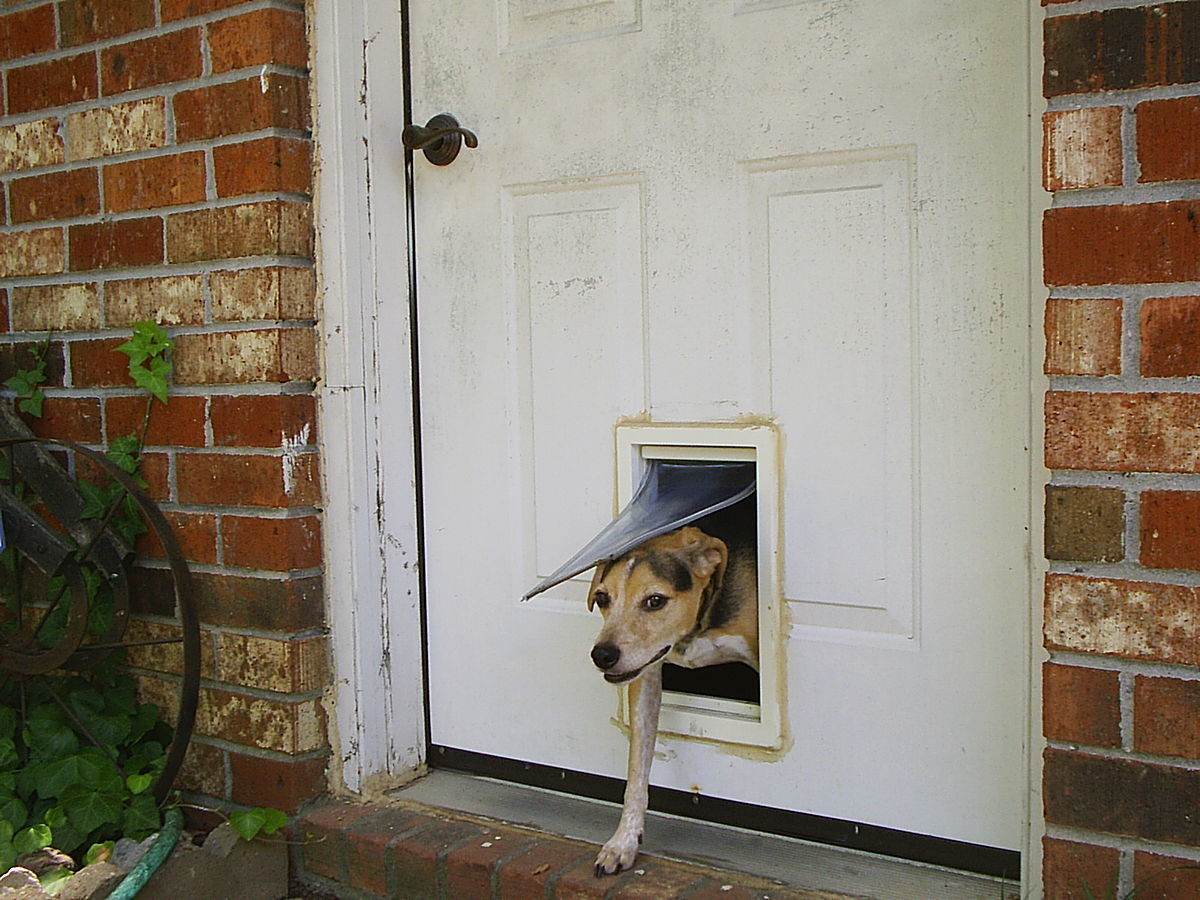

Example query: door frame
[311,0,1047,888]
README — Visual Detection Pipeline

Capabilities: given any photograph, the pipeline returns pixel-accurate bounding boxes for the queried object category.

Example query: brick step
[295,799,859,900]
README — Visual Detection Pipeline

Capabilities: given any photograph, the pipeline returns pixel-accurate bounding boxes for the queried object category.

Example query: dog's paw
[594,830,640,877]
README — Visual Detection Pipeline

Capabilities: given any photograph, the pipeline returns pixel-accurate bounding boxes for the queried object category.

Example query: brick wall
[0,0,327,813]
[1041,1,1200,898]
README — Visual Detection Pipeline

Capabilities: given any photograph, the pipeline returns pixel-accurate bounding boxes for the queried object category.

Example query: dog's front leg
[595,663,663,877]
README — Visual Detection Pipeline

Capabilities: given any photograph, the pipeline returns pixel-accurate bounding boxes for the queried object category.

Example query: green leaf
[17,392,45,418]
[38,866,73,894]
[229,807,287,841]
[0,792,27,831]
[24,714,78,761]
[125,773,153,796]
[38,749,123,799]
[107,433,143,474]
[0,840,15,874]
[0,706,17,742]
[13,823,51,854]
[121,794,160,840]
[84,841,113,866]
[59,785,123,835]
[0,737,17,771]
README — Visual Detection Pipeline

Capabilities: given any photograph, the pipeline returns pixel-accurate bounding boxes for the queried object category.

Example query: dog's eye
[642,593,668,611]
[593,591,610,609]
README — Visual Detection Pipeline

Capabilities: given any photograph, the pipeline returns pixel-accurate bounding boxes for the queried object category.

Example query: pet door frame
[615,423,785,750]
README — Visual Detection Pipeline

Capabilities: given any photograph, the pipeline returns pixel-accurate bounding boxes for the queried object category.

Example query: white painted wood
[407,0,1031,853]
[312,0,425,792]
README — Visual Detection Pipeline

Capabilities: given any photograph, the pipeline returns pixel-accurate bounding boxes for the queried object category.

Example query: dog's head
[587,526,727,684]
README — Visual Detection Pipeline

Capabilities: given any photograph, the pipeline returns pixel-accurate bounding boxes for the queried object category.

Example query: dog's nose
[591,643,620,670]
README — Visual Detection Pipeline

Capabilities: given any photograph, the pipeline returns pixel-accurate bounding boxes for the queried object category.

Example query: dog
[587,524,758,876]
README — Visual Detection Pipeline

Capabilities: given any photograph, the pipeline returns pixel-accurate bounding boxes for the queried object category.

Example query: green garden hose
[107,806,184,900]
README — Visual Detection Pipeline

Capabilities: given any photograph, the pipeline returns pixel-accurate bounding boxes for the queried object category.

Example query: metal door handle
[402,113,478,166]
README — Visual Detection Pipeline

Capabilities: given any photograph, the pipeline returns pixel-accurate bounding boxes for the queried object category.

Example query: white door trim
[312,0,426,794]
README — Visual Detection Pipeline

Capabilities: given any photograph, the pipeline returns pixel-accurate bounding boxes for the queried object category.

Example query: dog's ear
[587,563,606,612]
[678,527,727,583]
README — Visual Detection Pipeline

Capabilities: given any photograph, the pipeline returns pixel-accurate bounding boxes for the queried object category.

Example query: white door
[411,0,1030,859]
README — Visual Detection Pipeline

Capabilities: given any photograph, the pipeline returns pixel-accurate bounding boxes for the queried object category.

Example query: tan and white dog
[587,524,758,876]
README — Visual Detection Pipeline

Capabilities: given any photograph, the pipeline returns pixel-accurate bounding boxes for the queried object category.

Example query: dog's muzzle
[592,644,670,683]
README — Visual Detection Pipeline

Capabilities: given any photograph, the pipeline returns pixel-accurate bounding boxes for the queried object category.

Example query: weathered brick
[222,514,321,571]
[25,396,101,443]
[162,0,255,22]
[134,509,218,565]
[121,618,216,679]
[67,98,166,160]
[1141,490,1200,570]
[444,829,536,900]
[1045,573,1200,666]
[610,862,710,899]
[213,137,311,198]
[1045,392,1200,474]
[191,571,324,631]
[1134,675,1200,759]
[1044,298,1122,377]
[101,27,203,95]
[9,168,100,224]
[58,0,155,46]
[344,809,436,897]
[1138,96,1200,183]
[1044,748,1200,845]
[229,751,327,813]
[0,117,64,171]
[70,337,134,387]
[1141,296,1200,377]
[210,265,315,321]
[177,451,319,508]
[556,855,634,899]
[105,274,205,326]
[390,820,488,899]
[172,328,317,385]
[7,52,98,115]
[1133,851,1200,900]
[167,200,311,263]
[1044,3,1200,97]
[0,4,56,61]
[1044,484,1124,562]
[196,686,324,753]
[497,842,593,900]
[175,739,225,798]
[1043,107,1122,191]
[9,283,98,331]
[1043,663,1121,748]
[69,217,163,270]
[173,74,309,142]
[104,151,207,213]
[216,632,327,693]
[1042,837,1121,900]
[297,803,379,883]
[105,394,206,447]
[211,393,316,447]
[1044,201,1200,286]
[0,228,64,277]
[208,8,308,73]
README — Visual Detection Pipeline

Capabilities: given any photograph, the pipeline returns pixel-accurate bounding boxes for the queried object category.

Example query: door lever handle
[402,113,478,166]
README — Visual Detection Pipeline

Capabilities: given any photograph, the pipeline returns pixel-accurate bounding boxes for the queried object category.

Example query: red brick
[104,152,207,213]
[609,861,708,899]
[1141,296,1200,377]
[1044,748,1200,845]
[344,809,438,896]
[135,509,218,564]
[1141,490,1200,570]
[69,217,163,270]
[105,395,206,448]
[24,396,101,443]
[208,8,307,73]
[222,514,321,571]
[6,52,98,115]
[0,341,65,388]
[58,0,155,46]
[1044,298,1122,376]
[1044,201,1200,286]
[101,28,203,95]
[1133,851,1200,900]
[0,5,56,61]
[1043,107,1122,191]
[173,74,309,142]
[177,452,319,507]
[390,820,489,899]
[1043,663,1121,748]
[1045,574,1200,666]
[444,828,537,899]
[70,337,135,387]
[0,290,8,332]
[1138,96,1200,183]
[1045,392,1200,474]
[555,855,633,899]
[211,394,316,447]
[162,0,255,22]
[297,802,379,882]
[9,169,100,224]
[1042,837,1120,900]
[498,841,593,900]
[229,751,327,813]
[1134,676,1200,759]
[213,137,311,197]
